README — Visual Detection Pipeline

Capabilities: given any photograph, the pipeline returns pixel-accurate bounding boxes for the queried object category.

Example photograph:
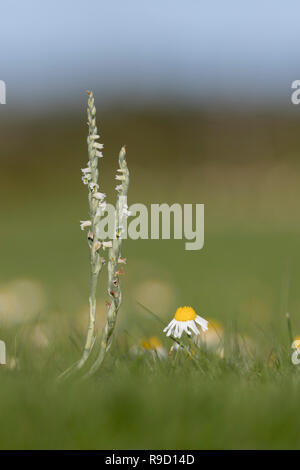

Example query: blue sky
[1,0,300,109]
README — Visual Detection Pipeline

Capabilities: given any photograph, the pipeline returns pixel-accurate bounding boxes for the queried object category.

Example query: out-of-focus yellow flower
[141,336,160,350]
[0,279,46,326]
[163,306,208,339]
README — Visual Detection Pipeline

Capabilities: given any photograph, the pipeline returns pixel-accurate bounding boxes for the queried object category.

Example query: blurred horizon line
[2,90,300,118]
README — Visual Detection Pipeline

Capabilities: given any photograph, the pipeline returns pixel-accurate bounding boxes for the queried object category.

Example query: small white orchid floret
[115,226,124,238]
[89,134,100,140]
[163,306,208,339]
[81,167,91,175]
[80,220,92,231]
[82,174,92,184]
[93,142,104,150]
[93,192,106,201]
[122,204,131,216]
[89,182,99,192]
[102,241,113,249]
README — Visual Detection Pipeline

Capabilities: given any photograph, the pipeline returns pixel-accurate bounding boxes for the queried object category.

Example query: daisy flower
[89,182,99,193]
[163,306,208,339]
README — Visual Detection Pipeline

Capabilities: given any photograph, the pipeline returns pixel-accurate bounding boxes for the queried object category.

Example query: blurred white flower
[130,336,167,361]
[30,325,50,349]
[134,278,174,314]
[193,318,224,358]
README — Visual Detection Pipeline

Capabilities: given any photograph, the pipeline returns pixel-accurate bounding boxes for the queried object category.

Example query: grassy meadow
[0,106,300,449]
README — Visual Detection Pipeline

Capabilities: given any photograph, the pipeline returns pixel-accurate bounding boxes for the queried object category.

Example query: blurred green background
[1,106,300,449]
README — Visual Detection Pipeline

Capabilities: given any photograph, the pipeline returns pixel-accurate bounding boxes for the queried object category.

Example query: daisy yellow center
[174,306,197,322]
